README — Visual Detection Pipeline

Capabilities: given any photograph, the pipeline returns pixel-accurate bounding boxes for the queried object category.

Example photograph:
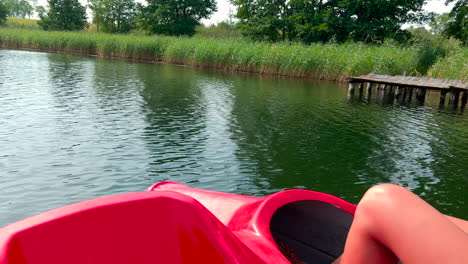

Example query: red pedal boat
[0,181,356,264]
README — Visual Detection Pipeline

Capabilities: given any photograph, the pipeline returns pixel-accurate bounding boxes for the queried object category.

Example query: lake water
[0,49,467,226]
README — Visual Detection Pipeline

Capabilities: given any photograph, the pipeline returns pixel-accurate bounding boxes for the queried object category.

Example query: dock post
[407,87,414,103]
[439,90,447,107]
[420,89,427,104]
[365,82,372,100]
[348,83,356,96]
[415,88,422,103]
[461,91,468,108]
[380,84,387,100]
[394,86,401,99]
[357,83,364,97]
[387,85,394,97]
[401,87,407,102]
[378,83,385,91]
[415,88,426,105]
[448,90,460,109]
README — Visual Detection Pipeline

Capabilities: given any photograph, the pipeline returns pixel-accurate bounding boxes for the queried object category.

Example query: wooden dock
[347,73,468,108]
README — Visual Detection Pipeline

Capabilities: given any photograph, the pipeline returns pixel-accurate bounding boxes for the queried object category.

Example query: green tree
[138,0,217,36]
[444,0,467,44]
[89,0,137,33]
[321,0,427,43]
[0,0,7,24]
[429,13,450,35]
[232,0,428,43]
[287,0,330,43]
[38,0,87,30]
[233,0,289,41]
[34,5,46,17]
[4,0,34,18]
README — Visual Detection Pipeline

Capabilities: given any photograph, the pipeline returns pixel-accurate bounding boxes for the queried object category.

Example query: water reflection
[136,65,208,181]
[0,50,467,227]
[228,78,381,198]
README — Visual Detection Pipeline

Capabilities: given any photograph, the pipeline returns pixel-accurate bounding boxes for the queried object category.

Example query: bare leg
[445,215,468,233]
[339,184,468,264]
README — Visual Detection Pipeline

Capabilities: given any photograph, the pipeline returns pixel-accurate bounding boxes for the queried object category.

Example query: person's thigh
[341,184,467,264]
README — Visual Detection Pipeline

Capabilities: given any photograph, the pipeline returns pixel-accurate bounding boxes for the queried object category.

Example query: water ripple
[0,50,467,227]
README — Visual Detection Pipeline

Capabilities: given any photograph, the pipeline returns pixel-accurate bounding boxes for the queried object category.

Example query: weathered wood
[448,90,461,108]
[394,86,401,99]
[389,85,395,96]
[401,87,407,102]
[348,73,468,90]
[461,91,468,108]
[415,88,423,102]
[407,87,414,103]
[384,85,391,97]
[348,83,356,96]
[347,75,468,108]
[440,90,447,107]
[365,82,372,99]
[379,84,387,99]
[420,89,427,104]
[357,83,364,97]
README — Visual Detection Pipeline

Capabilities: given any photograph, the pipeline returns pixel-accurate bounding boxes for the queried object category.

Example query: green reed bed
[0,27,432,81]
[427,48,468,82]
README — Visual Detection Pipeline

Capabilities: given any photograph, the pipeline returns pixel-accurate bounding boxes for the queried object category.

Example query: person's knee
[363,184,409,201]
[355,184,411,227]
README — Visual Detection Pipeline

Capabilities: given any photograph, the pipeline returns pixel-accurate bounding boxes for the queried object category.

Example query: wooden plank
[348,73,468,90]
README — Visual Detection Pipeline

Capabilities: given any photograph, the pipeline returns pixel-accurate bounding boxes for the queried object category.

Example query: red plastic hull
[0,182,356,264]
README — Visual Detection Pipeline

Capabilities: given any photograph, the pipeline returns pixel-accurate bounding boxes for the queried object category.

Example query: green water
[0,49,467,226]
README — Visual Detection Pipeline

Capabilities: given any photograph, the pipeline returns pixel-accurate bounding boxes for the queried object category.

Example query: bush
[428,48,468,81]
[407,27,461,75]
[195,22,242,39]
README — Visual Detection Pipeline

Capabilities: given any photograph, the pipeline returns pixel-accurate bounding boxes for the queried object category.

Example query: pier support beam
[365,82,372,100]
[461,91,468,108]
[421,89,427,104]
[407,87,414,103]
[357,82,364,97]
[448,90,461,109]
[439,90,447,107]
[379,84,387,101]
[401,87,408,102]
[394,86,401,99]
[348,83,356,96]
[416,88,427,105]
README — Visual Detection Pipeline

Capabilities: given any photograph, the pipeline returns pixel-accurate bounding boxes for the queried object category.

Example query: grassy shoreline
[0,27,466,81]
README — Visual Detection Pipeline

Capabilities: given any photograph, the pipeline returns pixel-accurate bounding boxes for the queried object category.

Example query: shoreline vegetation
[0,21,467,82]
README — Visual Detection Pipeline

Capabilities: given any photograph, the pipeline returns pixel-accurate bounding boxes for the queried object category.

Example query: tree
[0,0,7,24]
[34,5,46,17]
[38,0,87,30]
[4,0,34,18]
[429,13,450,35]
[232,0,428,43]
[138,0,217,36]
[316,0,428,43]
[444,0,467,44]
[233,0,290,41]
[286,0,331,43]
[89,0,137,33]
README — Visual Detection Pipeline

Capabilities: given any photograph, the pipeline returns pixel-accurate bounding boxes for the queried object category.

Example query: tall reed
[1,27,458,81]
[427,48,468,82]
